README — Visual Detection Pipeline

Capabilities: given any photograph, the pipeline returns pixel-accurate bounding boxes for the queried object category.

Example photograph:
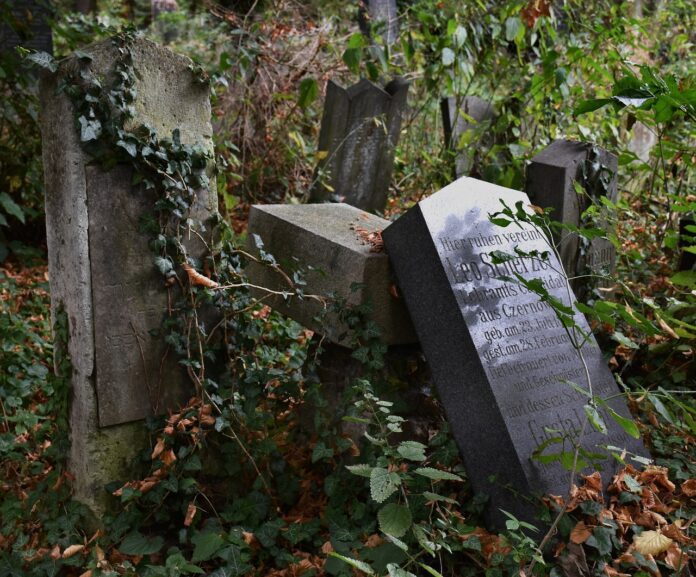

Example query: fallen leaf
[664,542,686,571]
[570,521,592,544]
[62,544,85,558]
[184,502,197,527]
[50,544,61,560]
[151,437,165,459]
[634,530,673,556]
[681,478,696,497]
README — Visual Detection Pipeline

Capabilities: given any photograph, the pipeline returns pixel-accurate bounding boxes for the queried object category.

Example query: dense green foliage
[0,1,694,576]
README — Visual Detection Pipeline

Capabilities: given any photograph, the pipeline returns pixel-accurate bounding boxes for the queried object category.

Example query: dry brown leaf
[78,570,93,577]
[681,478,696,497]
[151,437,165,460]
[62,544,85,559]
[161,449,177,466]
[182,263,219,288]
[184,502,197,527]
[321,541,333,554]
[634,530,673,556]
[570,521,592,544]
[604,566,630,577]
[657,317,679,339]
[664,542,687,571]
[50,544,61,560]
[364,534,384,549]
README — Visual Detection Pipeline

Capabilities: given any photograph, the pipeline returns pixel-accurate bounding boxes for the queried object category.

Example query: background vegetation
[0,0,694,576]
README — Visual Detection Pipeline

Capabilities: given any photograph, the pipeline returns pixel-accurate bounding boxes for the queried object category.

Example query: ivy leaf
[370,467,400,503]
[0,193,25,224]
[26,51,57,72]
[378,503,412,538]
[414,467,463,482]
[119,532,164,555]
[343,48,362,74]
[586,526,614,556]
[117,139,138,157]
[574,98,613,115]
[191,531,225,562]
[78,116,101,142]
[397,441,427,462]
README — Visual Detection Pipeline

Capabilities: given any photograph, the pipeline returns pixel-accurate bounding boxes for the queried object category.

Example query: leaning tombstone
[310,78,409,213]
[383,177,647,528]
[358,0,399,46]
[526,140,618,299]
[441,95,495,178]
[40,37,217,515]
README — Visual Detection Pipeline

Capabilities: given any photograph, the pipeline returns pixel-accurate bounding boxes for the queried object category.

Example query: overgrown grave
[40,36,217,515]
[245,203,427,431]
[526,140,618,300]
[441,95,495,179]
[310,78,409,213]
[382,177,647,528]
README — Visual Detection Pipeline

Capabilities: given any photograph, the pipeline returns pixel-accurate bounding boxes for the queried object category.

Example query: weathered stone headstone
[441,96,495,178]
[0,0,53,56]
[383,177,646,527]
[358,0,399,46]
[526,140,618,298]
[246,203,416,345]
[40,37,216,514]
[310,78,409,213]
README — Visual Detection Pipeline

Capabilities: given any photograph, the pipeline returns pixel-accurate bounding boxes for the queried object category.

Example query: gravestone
[40,37,216,514]
[310,78,409,213]
[0,0,53,56]
[526,140,618,298]
[246,203,416,346]
[358,0,399,46]
[678,216,695,271]
[441,96,495,178]
[383,177,646,528]
[627,121,657,163]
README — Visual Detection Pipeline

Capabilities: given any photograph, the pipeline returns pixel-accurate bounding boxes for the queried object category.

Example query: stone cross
[526,140,618,298]
[40,37,217,515]
[383,177,646,528]
[310,78,409,213]
[441,96,495,178]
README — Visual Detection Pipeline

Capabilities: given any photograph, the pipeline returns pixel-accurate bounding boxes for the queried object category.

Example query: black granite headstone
[310,78,409,213]
[383,177,646,528]
[526,140,618,299]
[441,96,495,178]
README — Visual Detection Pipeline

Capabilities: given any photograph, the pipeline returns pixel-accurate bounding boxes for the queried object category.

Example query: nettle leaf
[414,467,463,482]
[378,503,412,538]
[397,441,427,462]
[329,552,375,575]
[120,532,164,555]
[387,563,417,577]
[370,467,401,503]
[346,464,373,478]
[191,531,225,562]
